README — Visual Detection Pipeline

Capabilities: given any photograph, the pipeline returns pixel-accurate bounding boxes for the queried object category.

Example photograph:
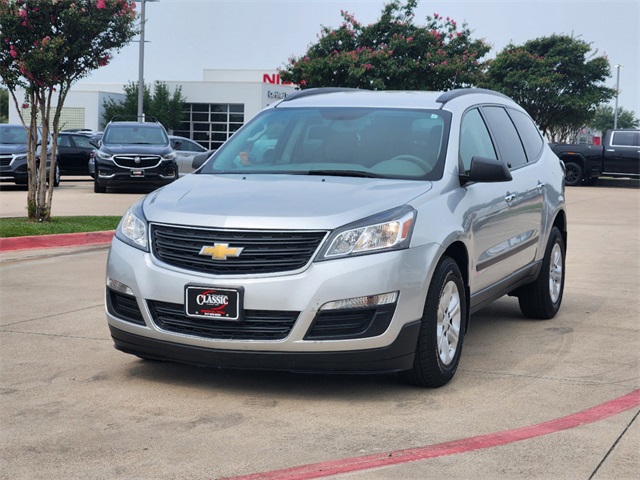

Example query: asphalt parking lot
[0,178,638,479]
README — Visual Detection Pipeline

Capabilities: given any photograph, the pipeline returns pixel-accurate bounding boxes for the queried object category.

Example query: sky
[80,0,640,115]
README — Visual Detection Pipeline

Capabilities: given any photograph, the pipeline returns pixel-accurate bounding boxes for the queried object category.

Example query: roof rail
[280,87,366,103]
[436,88,513,106]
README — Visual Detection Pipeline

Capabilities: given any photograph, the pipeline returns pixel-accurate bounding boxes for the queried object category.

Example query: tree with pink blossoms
[0,0,138,221]
[279,0,490,91]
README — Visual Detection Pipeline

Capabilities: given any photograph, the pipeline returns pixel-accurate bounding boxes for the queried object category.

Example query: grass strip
[0,216,121,238]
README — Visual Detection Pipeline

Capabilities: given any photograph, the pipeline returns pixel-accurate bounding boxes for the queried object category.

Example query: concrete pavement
[0,177,638,479]
[0,177,146,219]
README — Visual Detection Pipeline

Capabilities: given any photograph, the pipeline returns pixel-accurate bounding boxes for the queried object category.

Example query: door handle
[505,193,516,205]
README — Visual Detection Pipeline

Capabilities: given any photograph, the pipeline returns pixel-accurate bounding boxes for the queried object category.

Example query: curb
[0,230,115,252]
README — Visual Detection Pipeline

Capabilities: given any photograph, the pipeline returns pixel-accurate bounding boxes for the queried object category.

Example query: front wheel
[564,161,583,186]
[94,177,106,193]
[399,257,466,388]
[52,164,60,187]
[517,226,565,319]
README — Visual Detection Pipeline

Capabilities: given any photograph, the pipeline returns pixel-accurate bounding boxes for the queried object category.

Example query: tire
[53,164,60,187]
[399,256,466,388]
[94,177,106,193]
[564,161,583,186]
[517,226,565,319]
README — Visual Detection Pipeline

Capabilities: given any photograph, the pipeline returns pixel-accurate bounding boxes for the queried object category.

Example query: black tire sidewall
[413,257,467,386]
[540,226,566,315]
[564,161,583,186]
[517,225,566,319]
[53,164,60,187]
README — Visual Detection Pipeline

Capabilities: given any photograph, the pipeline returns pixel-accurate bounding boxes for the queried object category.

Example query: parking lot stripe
[224,389,640,480]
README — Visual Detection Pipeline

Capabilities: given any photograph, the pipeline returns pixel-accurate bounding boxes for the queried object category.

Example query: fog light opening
[320,291,398,311]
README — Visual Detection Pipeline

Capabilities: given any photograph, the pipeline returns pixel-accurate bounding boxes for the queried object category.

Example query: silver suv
[105,88,567,387]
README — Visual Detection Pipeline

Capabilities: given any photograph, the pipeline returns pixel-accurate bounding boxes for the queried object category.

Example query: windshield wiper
[305,169,384,178]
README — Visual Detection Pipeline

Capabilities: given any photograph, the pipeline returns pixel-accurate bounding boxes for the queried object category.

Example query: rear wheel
[517,226,565,319]
[399,256,466,388]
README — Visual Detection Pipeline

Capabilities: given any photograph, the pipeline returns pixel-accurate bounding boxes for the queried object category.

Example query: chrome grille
[113,155,162,169]
[151,224,327,275]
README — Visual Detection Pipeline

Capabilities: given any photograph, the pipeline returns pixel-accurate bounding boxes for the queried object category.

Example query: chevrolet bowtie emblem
[199,243,244,260]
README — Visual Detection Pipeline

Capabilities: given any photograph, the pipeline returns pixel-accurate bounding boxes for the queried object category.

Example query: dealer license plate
[130,169,145,177]
[185,286,243,320]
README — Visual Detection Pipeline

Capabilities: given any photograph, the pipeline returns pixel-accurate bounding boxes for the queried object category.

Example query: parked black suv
[57,131,96,176]
[0,124,60,187]
[93,118,178,193]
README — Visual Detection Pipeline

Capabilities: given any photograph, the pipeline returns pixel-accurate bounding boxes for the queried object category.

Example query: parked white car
[170,135,208,176]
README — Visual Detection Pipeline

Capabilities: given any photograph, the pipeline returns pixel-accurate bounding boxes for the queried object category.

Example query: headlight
[163,152,177,160]
[115,200,148,251]
[96,150,112,160]
[13,154,27,162]
[317,206,416,261]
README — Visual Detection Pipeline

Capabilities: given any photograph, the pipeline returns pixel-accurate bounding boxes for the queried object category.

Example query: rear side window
[459,108,497,173]
[57,135,71,147]
[482,106,527,169]
[73,135,93,148]
[507,109,544,161]
[611,131,640,147]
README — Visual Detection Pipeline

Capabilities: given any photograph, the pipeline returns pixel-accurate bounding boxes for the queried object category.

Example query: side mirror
[89,134,102,148]
[460,156,512,185]
[171,139,183,149]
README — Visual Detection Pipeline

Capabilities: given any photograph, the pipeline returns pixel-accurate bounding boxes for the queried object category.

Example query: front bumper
[0,160,27,183]
[106,236,442,372]
[95,160,177,189]
[110,320,420,373]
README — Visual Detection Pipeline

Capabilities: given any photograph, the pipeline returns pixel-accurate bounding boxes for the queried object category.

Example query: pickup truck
[550,129,639,186]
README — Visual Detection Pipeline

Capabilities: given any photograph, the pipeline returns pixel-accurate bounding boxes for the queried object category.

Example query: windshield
[103,124,169,145]
[0,125,31,145]
[200,107,450,180]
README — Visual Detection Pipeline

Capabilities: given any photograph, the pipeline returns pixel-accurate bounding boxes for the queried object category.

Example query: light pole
[137,0,158,122]
[613,64,622,130]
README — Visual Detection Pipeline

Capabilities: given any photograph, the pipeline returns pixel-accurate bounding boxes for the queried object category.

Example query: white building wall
[8,70,297,139]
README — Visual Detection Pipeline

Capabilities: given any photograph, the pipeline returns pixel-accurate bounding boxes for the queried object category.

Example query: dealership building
[9,69,298,152]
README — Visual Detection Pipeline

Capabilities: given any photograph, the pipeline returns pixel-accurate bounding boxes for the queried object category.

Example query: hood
[0,144,28,155]
[142,173,433,230]
[101,144,172,156]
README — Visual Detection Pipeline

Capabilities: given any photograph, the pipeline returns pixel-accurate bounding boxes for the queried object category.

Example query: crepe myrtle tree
[279,0,490,91]
[0,0,138,221]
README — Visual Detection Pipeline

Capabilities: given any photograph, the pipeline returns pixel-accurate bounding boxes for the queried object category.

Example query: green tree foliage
[0,0,138,221]
[279,0,490,90]
[480,34,614,141]
[102,80,185,131]
[0,86,8,122]
[589,104,639,133]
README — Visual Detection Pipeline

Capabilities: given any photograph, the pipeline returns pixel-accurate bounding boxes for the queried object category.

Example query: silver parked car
[170,135,208,176]
[105,88,567,387]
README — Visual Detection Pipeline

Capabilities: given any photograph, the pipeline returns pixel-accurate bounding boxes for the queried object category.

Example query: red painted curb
[0,230,115,252]
[224,389,640,480]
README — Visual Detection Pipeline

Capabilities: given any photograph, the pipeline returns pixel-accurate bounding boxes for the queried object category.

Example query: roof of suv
[275,88,516,110]
[105,121,165,129]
